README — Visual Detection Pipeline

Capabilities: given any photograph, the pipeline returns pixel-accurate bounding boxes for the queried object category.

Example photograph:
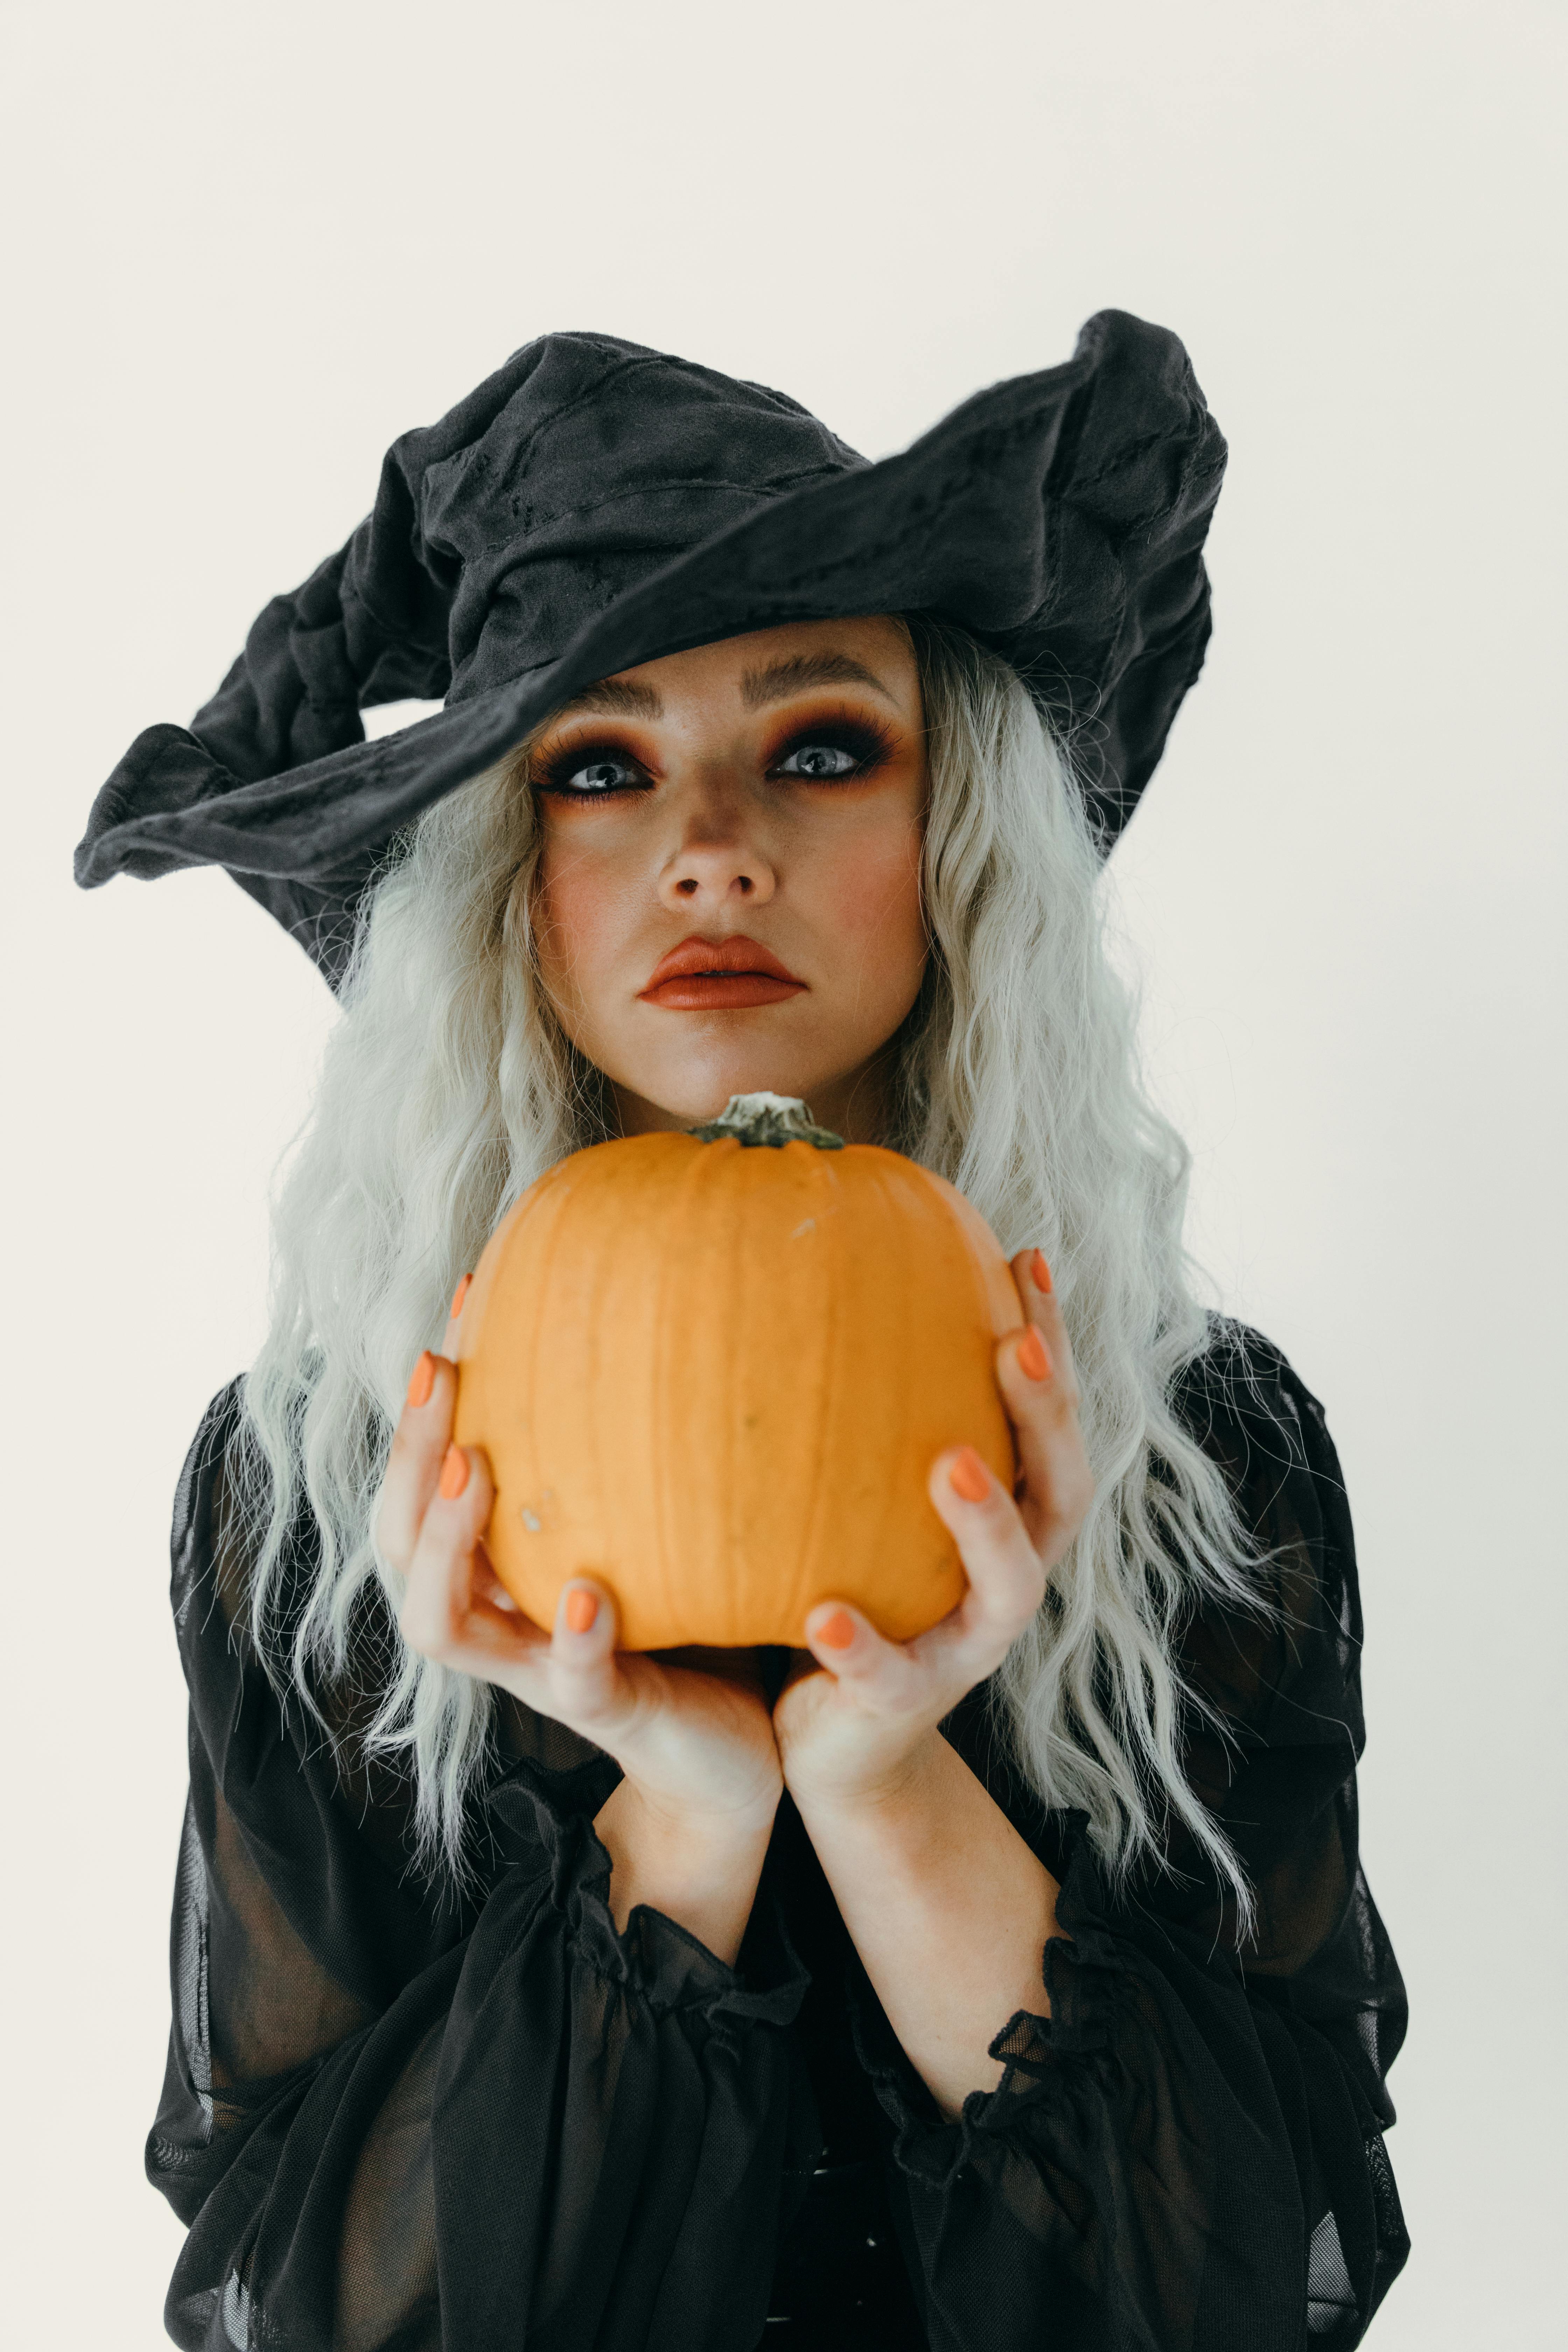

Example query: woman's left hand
[772,1248,1094,1812]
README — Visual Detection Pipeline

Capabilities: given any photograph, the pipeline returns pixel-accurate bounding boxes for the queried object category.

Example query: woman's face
[528,615,929,1143]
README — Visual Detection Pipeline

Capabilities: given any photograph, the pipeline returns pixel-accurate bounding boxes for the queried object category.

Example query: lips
[638,933,807,1011]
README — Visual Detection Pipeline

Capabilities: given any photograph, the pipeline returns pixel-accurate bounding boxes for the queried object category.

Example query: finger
[1008,1248,1082,1414]
[376,1349,460,1570]
[399,1438,505,1658]
[800,1449,1047,1715]
[380,1272,478,1573]
[799,1601,917,1696]
[994,1310,1079,1537]
[441,1270,474,1360]
[541,1578,648,1743]
[1001,1252,1094,1559]
[401,1448,594,1702]
[920,1446,1049,1675]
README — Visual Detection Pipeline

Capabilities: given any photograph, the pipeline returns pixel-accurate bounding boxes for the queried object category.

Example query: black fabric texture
[147,1319,1407,2349]
[75,309,1225,988]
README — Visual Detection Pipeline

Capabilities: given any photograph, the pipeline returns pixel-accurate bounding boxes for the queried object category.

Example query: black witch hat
[74,309,1225,992]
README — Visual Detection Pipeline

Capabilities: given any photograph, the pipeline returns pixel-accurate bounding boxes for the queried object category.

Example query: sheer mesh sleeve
[148,1383,814,2352]
[840,1321,1410,2352]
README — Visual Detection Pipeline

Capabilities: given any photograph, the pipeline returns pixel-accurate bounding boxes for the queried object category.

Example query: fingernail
[450,1273,472,1319]
[406,1351,435,1409]
[1018,1326,1052,1382]
[948,1447,991,1503]
[565,1588,598,1634]
[1030,1248,1053,1295]
[438,1444,470,1500]
[814,1608,856,1650]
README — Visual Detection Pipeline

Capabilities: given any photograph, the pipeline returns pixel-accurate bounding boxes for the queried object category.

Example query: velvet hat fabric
[74,308,1226,991]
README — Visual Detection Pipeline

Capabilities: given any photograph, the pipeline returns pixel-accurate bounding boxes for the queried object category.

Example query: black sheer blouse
[147,1320,1409,2350]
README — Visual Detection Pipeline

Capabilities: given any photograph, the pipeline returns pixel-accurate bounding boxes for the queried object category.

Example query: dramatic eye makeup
[531,702,902,799]
[763,705,899,783]
[531,738,652,797]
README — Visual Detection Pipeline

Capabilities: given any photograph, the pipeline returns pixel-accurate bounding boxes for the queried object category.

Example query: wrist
[615,1779,782,1876]
[784,1724,944,1826]
[594,1777,779,1969]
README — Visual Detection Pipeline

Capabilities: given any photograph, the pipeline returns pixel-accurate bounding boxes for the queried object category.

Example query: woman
[77,315,1409,2350]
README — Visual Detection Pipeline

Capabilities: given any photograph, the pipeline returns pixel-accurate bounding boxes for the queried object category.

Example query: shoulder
[170,1376,250,1606]
[1171,1314,1365,1679]
[1172,1314,1348,1505]
[169,1374,328,1656]
[1173,1311,1325,1429]
[173,1374,248,1503]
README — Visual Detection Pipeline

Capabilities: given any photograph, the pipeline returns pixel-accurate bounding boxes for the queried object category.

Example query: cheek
[532,838,632,1009]
[816,816,926,974]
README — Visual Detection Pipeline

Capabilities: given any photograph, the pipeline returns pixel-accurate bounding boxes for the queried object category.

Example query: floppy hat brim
[75,309,1223,987]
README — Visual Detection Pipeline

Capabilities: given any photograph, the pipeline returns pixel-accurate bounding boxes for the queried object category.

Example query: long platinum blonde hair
[230,618,1280,1938]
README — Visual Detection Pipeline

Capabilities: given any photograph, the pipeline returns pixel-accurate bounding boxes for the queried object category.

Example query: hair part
[230,618,1281,1939]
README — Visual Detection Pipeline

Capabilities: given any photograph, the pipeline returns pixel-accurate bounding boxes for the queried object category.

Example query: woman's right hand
[374,1334,785,1839]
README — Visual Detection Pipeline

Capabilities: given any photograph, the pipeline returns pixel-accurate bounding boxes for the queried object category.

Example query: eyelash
[774,712,898,780]
[530,743,647,798]
[531,708,899,798]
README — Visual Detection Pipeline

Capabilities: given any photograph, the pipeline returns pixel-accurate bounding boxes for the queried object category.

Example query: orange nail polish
[1018,1326,1052,1381]
[815,1608,856,1649]
[438,1444,469,1500]
[949,1447,991,1503]
[565,1588,598,1634]
[406,1351,435,1409]
[450,1273,472,1319]
[1030,1248,1053,1295]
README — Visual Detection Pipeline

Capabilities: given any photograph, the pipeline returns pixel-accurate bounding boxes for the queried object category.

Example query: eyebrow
[739,651,897,709]
[551,677,663,720]
[549,649,897,726]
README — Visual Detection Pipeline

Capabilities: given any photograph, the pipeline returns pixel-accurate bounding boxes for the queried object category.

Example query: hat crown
[386,333,868,701]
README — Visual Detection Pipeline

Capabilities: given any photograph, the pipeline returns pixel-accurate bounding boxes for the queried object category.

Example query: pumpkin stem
[688,1092,845,1151]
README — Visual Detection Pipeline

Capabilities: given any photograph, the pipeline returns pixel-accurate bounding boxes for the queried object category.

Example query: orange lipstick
[638,934,807,1011]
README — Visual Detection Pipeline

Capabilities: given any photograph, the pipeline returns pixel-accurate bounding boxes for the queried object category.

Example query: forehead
[555,615,917,723]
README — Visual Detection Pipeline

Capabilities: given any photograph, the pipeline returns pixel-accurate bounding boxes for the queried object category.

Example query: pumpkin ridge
[724,1140,751,1643]
[531,1166,582,1617]
[650,1139,691,1648]
[489,1164,562,1626]
[583,1152,616,1625]
[886,1160,920,1636]
[691,1129,733,1646]
[874,1157,926,1640]
[647,1146,687,1647]
[792,1144,845,1638]
[709,1135,743,1647]
[927,1162,1020,1496]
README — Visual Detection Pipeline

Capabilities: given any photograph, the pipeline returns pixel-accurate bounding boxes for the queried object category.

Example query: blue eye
[776,741,861,780]
[771,715,895,781]
[536,745,648,796]
[561,754,640,794]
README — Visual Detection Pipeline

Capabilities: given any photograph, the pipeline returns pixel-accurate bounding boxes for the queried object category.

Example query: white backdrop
[2,3,1563,2345]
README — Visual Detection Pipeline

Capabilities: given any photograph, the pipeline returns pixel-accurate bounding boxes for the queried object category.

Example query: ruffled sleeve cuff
[484,1755,812,2030]
[843,1807,1129,2189]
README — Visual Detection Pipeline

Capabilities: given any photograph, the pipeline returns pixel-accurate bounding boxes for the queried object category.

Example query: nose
[659,780,778,911]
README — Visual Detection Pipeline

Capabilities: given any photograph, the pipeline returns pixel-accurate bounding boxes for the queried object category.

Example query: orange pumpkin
[451,1093,1020,1650]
